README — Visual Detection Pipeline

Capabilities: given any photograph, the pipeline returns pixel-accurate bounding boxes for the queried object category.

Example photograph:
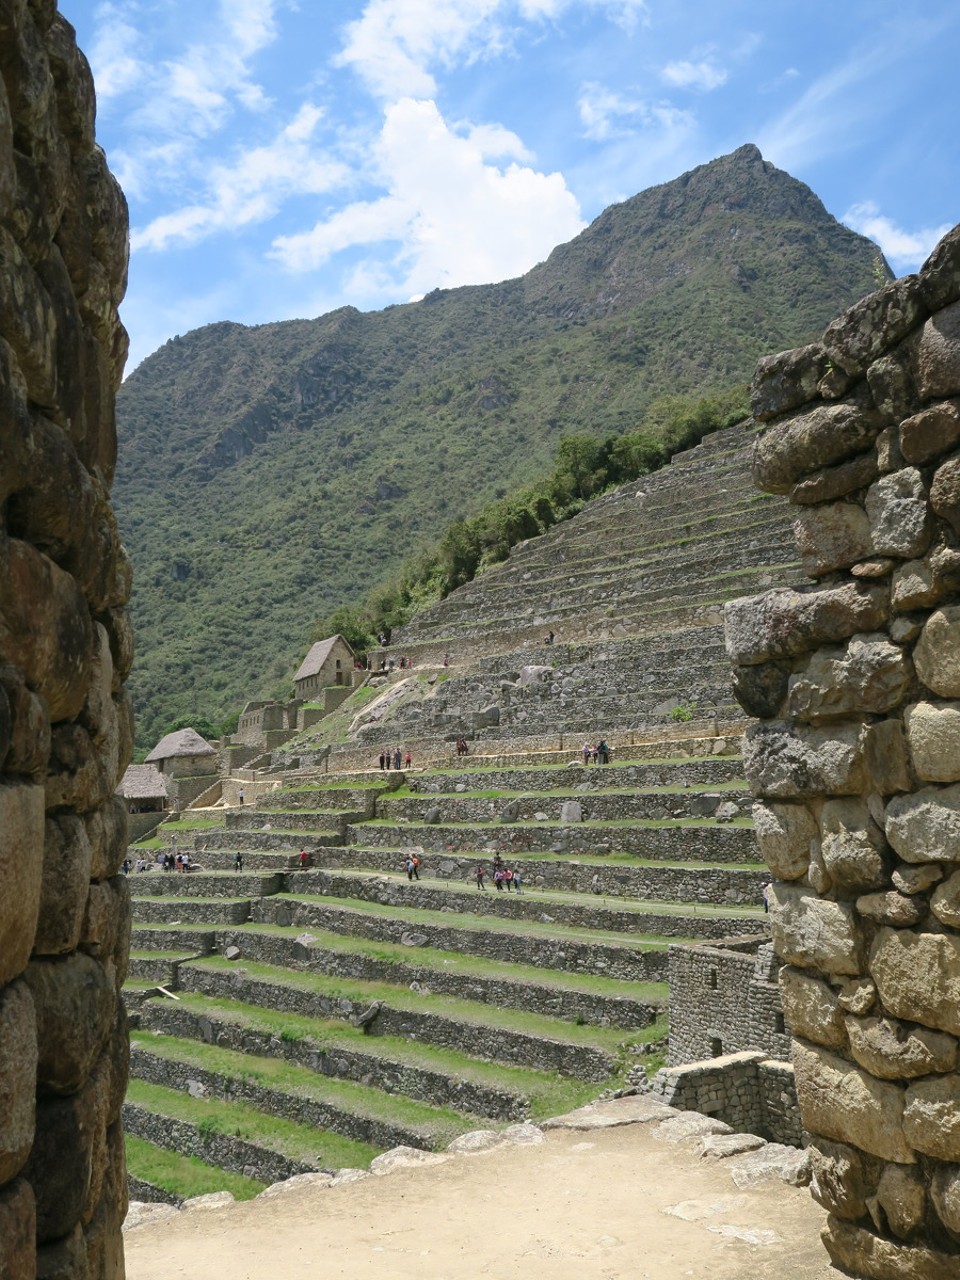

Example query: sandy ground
[124,1105,834,1280]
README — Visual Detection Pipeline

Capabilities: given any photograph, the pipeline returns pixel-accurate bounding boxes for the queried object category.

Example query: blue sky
[67,0,959,374]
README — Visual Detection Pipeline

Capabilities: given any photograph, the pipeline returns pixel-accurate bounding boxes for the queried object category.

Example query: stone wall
[727,223,960,1275]
[667,939,790,1065]
[0,5,131,1279]
[651,1051,801,1146]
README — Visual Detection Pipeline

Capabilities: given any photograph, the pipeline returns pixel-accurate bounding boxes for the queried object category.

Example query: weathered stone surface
[867,349,918,425]
[893,861,943,895]
[256,1172,333,1198]
[725,583,888,666]
[726,1143,810,1188]
[696,1132,766,1160]
[905,701,960,782]
[750,342,828,422]
[0,782,44,985]
[855,890,923,927]
[793,502,872,577]
[808,1137,871,1220]
[875,424,906,475]
[769,884,862,975]
[930,454,960,536]
[903,1075,960,1161]
[823,273,926,377]
[85,796,127,880]
[915,298,960,400]
[824,1215,960,1280]
[793,1040,913,1163]
[559,800,582,823]
[369,1145,451,1175]
[885,782,960,863]
[25,1091,95,1242]
[931,869,960,929]
[876,1163,926,1241]
[2,673,51,777]
[920,223,960,312]
[36,1222,87,1280]
[743,720,897,800]
[0,1179,35,1280]
[851,558,895,579]
[730,659,790,719]
[753,402,883,494]
[24,952,115,1094]
[838,978,877,1016]
[34,813,92,955]
[846,1015,957,1081]
[787,634,911,723]
[446,1129,506,1153]
[865,468,932,559]
[892,546,960,612]
[778,966,847,1048]
[542,1095,673,1129]
[652,1112,732,1144]
[752,801,817,880]
[819,798,889,897]
[930,1165,960,1238]
[870,927,960,1037]
[900,399,960,464]
[0,981,36,1186]
[790,449,879,505]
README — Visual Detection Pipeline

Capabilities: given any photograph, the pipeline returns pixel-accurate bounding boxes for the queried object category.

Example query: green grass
[131,1031,474,1143]
[126,1078,382,1168]
[125,1134,266,1201]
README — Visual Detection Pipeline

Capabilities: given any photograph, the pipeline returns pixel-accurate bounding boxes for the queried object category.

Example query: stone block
[867,348,919,424]
[824,1215,958,1279]
[930,454,960,536]
[34,812,92,955]
[807,1137,872,1220]
[24,952,115,1095]
[820,797,889,896]
[724,582,888,666]
[85,796,127,880]
[0,781,44,984]
[793,1039,913,1163]
[846,1014,957,1081]
[769,883,862,975]
[793,501,872,577]
[0,1179,35,1280]
[787,634,911,723]
[876,1163,926,1241]
[822,273,926,377]
[778,966,847,1048]
[730,658,790,718]
[870,927,960,1037]
[855,890,923,927]
[753,401,882,494]
[915,298,960,400]
[904,1074,960,1160]
[865,467,932,559]
[750,342,828,421]
[752,801,817,880]
[886,782,960,863]
[863,718,913,795]
[0,980,36,1185]
[919,223,960,311]
[905,701,960,782]
[930,1165,960,1239]
[930,869,960,929]
[892,861,943,895]
[2,673,51,777]
[45,722,111,814]
[24,1090,94,1243]
[743,721,869,799]
[900,399,960,464]
[36,1223,86,1280]
[789,449,878,505]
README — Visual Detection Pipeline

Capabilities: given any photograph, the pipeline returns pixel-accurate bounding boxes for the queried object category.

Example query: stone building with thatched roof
[145,727,219,808]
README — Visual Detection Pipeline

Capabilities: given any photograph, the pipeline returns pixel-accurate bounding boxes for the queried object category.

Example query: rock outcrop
[728,224,960,1276]
[0,4,131,1277]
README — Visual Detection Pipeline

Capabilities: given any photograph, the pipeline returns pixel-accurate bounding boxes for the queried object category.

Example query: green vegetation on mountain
[114,144,886,746]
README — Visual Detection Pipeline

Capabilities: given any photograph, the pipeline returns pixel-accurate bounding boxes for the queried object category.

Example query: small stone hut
[144,728,218,808]
[115,764,167,814]
[293,635,356,700]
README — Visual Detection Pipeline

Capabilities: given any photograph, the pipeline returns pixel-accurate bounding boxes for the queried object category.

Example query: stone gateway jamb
[728,224,960,1277]
[0,4,132,1278]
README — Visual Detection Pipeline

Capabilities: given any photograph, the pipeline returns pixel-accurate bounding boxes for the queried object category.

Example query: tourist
[443,653,449,667]
[298,849,308,869]
[405,750,412,769]
[234,852,243,872]
[504,868,514,892]
[405,855,417,881]
[239,785,245,806]
[475,863,486,890]
[762,881,772,913]
[513,867,523,894]
[597,739,610,765]
[379,750,386,770]
[411,853,421,880]
[121,858,131,875]
[393,747,402,770]
[581,741,591,765]
[494,867,504,891]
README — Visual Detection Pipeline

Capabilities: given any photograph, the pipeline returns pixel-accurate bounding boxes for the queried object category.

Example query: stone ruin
[0,3,131,1277]
[728,223,960,1277]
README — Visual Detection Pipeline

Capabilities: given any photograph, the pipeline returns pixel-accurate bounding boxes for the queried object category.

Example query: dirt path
[124,1105,832,1280]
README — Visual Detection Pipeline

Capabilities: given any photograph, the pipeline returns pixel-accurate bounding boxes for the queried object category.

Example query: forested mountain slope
[114,143,884,746]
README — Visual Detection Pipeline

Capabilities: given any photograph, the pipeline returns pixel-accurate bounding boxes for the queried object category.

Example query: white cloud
[132,104,348,252]
[270,97,584,295]
[86,2,146,100]
[577,82,693,142]
[334,0,648,99]
[661,59,727,92]
[842,202,952,272]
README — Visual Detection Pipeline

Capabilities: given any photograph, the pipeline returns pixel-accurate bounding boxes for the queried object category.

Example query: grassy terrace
[354,816,755,830]
[180,955,638,1056]
[139,991,654,1117]
[125,1078,381,1169]
[132,1031,476,1145]
[255,891,704,947]
[340,847,765,872]
[202,921,669,1002]
[125,1134,266,1201]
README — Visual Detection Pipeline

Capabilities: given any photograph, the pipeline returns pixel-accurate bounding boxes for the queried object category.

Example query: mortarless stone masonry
[0,4,131,1278]
[728,223,960,1278]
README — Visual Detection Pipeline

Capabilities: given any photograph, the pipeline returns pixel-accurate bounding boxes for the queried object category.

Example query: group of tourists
[379,747,411,770]
[581,739,610,765]
[404,852,422,880]
[475,854,523,893]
